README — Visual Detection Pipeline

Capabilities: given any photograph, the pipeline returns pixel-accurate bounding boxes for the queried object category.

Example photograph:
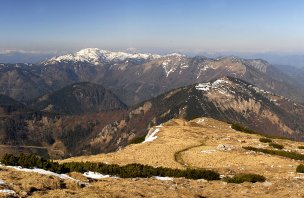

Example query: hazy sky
[1,0,304,54]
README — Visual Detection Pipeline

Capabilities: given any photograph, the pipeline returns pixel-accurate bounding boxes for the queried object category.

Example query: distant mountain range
[0,51,55,64]
[0,48,304,106]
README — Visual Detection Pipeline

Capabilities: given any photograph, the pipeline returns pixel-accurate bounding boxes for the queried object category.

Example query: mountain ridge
[1,48,303,106]
[30,82,127,115]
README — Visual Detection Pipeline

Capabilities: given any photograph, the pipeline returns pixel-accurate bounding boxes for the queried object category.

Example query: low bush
[296,164,304,173]
[231,123,254,134]
[243,146,304,160]
[269,143,284,150]
[298,146,304,149]
[231,124,288,140]
[129,136,146,144]
[0,154,220,181]
[224,173,266,183]
[259,138,272,143]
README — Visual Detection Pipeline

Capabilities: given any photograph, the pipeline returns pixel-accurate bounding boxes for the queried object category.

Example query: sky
[1,0,304,55]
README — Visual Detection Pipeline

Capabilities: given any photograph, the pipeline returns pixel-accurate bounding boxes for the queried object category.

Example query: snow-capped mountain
[1,48,303,106]
[43,48,162,65]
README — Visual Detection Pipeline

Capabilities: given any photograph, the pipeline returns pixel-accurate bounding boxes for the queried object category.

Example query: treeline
[1,154,220,180]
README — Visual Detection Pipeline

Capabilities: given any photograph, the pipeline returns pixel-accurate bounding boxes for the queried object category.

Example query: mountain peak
[42,48,163,65]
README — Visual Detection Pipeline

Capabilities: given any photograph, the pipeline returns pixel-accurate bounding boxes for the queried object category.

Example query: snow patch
[0,189,15,195]
[143,126,162,143]
[195,82,211,91]
[83,171,116,179]
[153,176,173,181]
[0,180,5,185]
[196,118,205,124]
[1,164,76,180]
[195,78,235,96]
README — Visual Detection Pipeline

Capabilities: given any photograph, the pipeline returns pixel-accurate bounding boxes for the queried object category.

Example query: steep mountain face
[76,76,304,157]
[31,82,127,114]
[1,48,303,105]
[140,76,304,138]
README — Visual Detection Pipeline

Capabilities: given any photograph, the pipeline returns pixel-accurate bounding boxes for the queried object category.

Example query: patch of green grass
[296,164,304,173]
[298,146,304,149]
[269,143,284,150]
[243,146,304,160]
[259,138,272,143]
[224,173,266,183]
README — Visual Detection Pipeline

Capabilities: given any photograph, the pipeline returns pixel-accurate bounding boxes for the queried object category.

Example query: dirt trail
[174,142,205,168]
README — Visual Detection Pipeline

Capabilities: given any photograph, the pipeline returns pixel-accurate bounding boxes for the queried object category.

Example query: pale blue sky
[1,0,304,54]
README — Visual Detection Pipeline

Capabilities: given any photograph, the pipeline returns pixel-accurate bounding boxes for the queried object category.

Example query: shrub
[230,124,288,140]
[296,164,304,173]
[259,138,272,143]
[231,123,254,134]
[129,136,146,144]
[0,154,220,181]
[224,173,266,183]
[243,146,304,160]
[269,143,284,150]
[298,146,304,149]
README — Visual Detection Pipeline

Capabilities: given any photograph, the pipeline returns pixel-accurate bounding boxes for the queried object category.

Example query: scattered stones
[217,144,234,151]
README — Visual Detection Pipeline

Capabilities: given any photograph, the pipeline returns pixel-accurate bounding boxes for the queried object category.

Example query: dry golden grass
[2,117,304,197]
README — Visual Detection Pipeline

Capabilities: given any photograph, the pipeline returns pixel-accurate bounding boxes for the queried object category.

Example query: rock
[217,144,234,151]
[263,181,272,187]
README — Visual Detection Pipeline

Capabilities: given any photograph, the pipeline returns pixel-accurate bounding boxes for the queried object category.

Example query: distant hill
[31,82,127,114]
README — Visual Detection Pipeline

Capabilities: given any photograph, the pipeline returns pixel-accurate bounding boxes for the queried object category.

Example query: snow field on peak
[44,48,163,65]
[195,79,231,92]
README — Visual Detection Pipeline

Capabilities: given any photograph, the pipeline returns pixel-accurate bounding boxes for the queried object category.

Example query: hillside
[121,76,304,140]
[2,117,304,197]
[60,118,304,197]
[31,82,127,114]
